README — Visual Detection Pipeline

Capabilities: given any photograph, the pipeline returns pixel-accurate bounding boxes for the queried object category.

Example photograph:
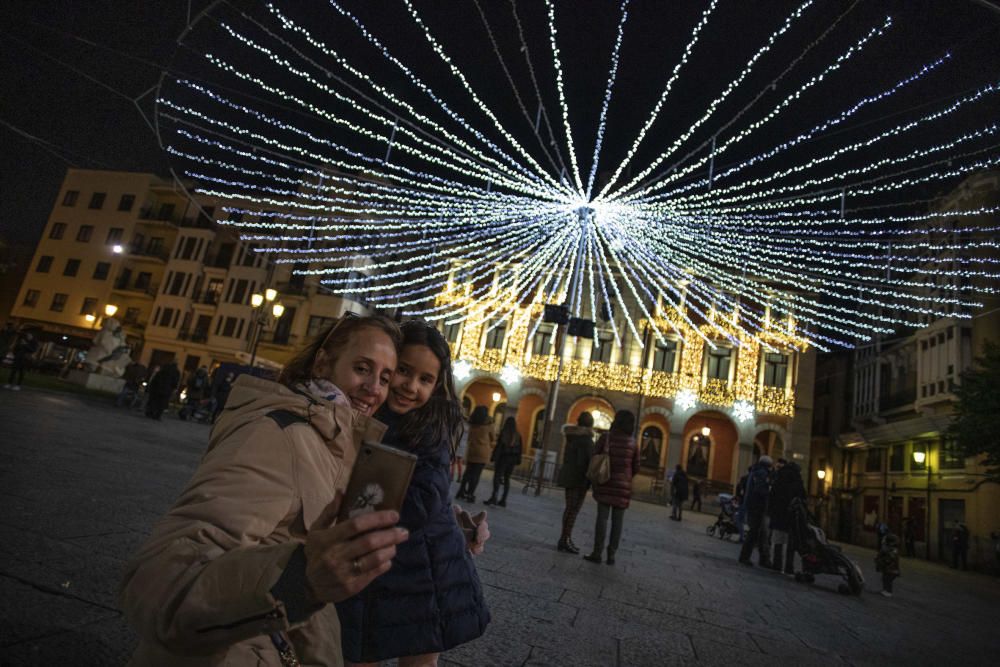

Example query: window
[62,190,79,206]
[158,308,175,328]
[484,323,506,350]
[80,297,98,315]
[22,289,40,307]
[307,316,336,337]
[652,340,677,372]
[118,194,135,211]
[63,258,81,277]
[865,448,882,472]
[147,237,164,256]
[240,243,259,267]
[273,307,295,344]
[227,211,244,223]
[158,203,175,220]
[593,333,614,363]
[36,255,54,273]
[123,307,140,325]
[49,222,66,240]
[135,272,152,290]
[443,321,461,344]
[76,225,94,242]
[230,278,249,304]
[763,353,789,388]
[180,236,198,260]
[706,346,732,381]
[50,293,68,312]
[889,444,904,471]
[204,279,223,305]
[106,227,124,244]
[168,272,187,296]
[940,438,965,470]
[92,262,110,280]
[88,192,106,209]
[532,325,553,355]
[221,316,239,337]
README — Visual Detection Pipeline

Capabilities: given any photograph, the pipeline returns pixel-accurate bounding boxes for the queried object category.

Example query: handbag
[586,437,611,485]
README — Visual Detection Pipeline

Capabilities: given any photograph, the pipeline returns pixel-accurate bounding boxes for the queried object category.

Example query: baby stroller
[789,498,864,595]
[706,493,740,541]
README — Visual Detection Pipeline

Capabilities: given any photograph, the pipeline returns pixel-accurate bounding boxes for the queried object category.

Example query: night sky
[3,1,1000,246]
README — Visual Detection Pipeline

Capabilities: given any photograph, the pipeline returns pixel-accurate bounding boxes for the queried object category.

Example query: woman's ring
[352,558,362,575]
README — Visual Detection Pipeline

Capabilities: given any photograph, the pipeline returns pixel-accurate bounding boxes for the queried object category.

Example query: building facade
[809,171,1000,569]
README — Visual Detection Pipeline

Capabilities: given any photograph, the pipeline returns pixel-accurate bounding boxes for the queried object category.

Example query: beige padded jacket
[119,375,386,666]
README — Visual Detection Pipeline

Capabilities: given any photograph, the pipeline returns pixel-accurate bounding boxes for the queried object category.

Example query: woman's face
[386,343,440,415]
[312,327,397,417]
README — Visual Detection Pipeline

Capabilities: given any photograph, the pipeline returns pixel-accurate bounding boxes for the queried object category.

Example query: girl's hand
[304,500,409,603]
[454,505,490,555]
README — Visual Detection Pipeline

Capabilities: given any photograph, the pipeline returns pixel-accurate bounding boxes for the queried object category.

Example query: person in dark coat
[178,366,210,420]
[116,361,147,408]
[690,480,702,512]
[584,410,640,566]
[767,459,806,574]
[5,329,39,390]
[484,417,522,507]
[145,361,180,420]
[556,412,595,553]
[952,523,970,570]
[734,466,751,542]
[738,456,773,567]
[670,465,689,521]
[336,321,489,666]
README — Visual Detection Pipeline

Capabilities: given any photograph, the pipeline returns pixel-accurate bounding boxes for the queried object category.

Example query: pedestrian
[451,417,468,482]
[670,465,689,521]
[875,533,901,597]
[116,361,147,408]
[336,320,490,667]
[144,361,180,420]
[952,522,970,570]
[876,519,890,551]
[4,329,39,390]
[767,459,806,575]
[690,480,702,512]
[120,314,409,665]
[179,366,210,420]
[556,412,595,554]
[734,465,751,542]
[902,517,916,558]
[484,417,522,507]
[583,410,640,566]
[738,456,773,567]
[456,406,494,502]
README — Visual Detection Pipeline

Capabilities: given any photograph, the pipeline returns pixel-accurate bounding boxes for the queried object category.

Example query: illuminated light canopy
[675,389,698,411]
[732,400,755,423]
[155,3,1000,353]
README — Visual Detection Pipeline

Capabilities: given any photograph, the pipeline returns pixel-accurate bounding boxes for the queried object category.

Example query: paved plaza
[1,387,998,666]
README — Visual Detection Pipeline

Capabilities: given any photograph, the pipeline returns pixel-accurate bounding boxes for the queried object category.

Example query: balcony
[128,243,169,263]
[189,290,220,306]
[112,279,159,298]
[178,330,209,343]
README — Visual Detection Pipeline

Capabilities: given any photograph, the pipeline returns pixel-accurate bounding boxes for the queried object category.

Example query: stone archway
[567,395,615,432]
[682,410,739,488]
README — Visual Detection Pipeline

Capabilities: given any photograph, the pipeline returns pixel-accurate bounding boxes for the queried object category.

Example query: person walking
[456,406,494,502]
[768,459,806,574]
[875,533,902,597]
[484,417,522,507]
[556,412,595,553]
[690,480,702,512]
[670,465,689,521]
[145,361,180,420]
[952,522,970,570]
[738,456,774,567]
[4,329,39,390]
[583,410,640,566]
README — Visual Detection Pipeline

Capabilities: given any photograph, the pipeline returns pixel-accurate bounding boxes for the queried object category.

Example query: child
[337,321,490,666]
[875,533,901,597]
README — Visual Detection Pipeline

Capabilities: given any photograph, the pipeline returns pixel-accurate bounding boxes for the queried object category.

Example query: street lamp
[491,391,502,403]
[249,291,285,368]
[913,447,932,560]
[104,304,118,318]
[816,469,826,480]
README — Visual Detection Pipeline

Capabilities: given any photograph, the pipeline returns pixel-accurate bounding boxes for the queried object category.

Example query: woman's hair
[610,409,635,435]
[278,313,402,386]
[468,405,491,426]
[577,411,594,427]
[498,416,518,445]
[394,320,465,452]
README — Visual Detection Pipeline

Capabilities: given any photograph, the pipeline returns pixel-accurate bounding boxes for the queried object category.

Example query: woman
[484,417,522,507]
[456,406,494,502]
[120,315,410,666]
[556,411,595,553]
[583,410,640,566]
[337,321,490,666]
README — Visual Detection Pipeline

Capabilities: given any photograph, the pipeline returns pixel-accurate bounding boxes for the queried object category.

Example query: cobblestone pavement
[1,388,998,666]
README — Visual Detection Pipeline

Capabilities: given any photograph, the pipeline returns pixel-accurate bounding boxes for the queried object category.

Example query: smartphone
[338,442,418,522]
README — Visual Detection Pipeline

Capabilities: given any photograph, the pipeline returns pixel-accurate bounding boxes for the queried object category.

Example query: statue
[83,317,132,377]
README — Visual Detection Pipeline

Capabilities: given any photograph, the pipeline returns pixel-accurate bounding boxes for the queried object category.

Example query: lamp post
[913,448,931,560]
[249,290,284,368]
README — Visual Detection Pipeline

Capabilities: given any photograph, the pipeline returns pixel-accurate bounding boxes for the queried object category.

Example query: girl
[337,321,490,666]
[484,417,522,507]
[456,405,494,502]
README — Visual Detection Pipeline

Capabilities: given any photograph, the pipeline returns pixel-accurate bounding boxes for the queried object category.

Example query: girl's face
[386,344,441,415]
[312,327,397,416]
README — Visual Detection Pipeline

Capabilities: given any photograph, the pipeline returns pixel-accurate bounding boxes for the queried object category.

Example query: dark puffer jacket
[767,463,806,531]
[336,408,490,663]
[590,432,640,509]
[557,425,594,489]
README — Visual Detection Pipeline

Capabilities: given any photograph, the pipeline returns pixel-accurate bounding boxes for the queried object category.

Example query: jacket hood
[209,375,386,456]
[562,424,594,437]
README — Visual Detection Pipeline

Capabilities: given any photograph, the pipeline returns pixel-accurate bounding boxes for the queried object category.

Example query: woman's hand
[304,502,409,604]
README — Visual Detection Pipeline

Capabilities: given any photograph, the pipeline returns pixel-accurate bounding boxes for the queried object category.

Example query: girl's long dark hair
[395,320,464,453]
[498,416,518,446]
